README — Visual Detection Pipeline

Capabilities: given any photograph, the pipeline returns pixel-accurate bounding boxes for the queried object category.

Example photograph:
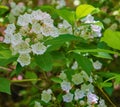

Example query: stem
[98,87,116,107]
[104,76,116,83]
[0,66,12,72]
[11,78,41,83]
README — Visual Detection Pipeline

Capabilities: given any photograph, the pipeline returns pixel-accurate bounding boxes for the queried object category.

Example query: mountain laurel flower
[17,53,31,67]
[81,83,94,93]
[58,20,72,34]
[17,13,32,26]
[63,92,73,103]
[3,33,12,44]
[98,98,107,107]
[31,22,41,34]
[56,0,66,9]
[41,24,59,37]
[59,71,67,80]
[72,73,83,85]
[41,89,52,103]
[31,42,47,55]
[74,89,85,100]
[61,81,72,92]
[87,92,98,104]
[13,41,31,54]
[11,33,22,46]
[4,23,16,34]
[34,101,43,107]
[71,61,78,70]
[93,60,102,70]
[31,10,43,21]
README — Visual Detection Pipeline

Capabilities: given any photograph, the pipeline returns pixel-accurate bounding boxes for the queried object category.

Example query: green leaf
[35,53,53,72]
[45,34,81,46]
[76,4,96,19]
[101,29,120,50]
[0,78,11,94]
[73,53,93,75]
[56,9,75,25]
[0,5,9,16]
[104,87,113,96]
[51,77,62,83]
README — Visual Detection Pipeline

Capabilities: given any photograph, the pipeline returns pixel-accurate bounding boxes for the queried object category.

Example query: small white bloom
[13,41,31,54]
[31,42,47,55]
[17,53,31,66]
[72,73,83,85]
[74,89,85,100]
[93,60,102,70]
[59,71,67,80]
[79,100,85,106]
[87,92,98,104]
[81,83,94,93]
[11,33,22,45]
[63,93,73,102]
[4,23,16,34]
[41,89,52,103]
[61,81,72,92]
[17,13,32,26]
[41,24,59,37]
[82,14,95,23]
[34,101,43,107]
[31,22,41,34]
[31,10,43,21]
[98,98,107,107]
[3,33,12,44]
[71,61,78,70]
[58,20,72,34]
[56,0,66,9]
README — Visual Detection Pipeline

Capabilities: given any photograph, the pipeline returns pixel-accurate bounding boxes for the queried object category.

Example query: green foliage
[0,78,11,94]
[101,29,120,50]
[0,5,9,16]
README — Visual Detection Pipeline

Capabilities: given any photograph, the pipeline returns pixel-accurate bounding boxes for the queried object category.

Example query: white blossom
[63,93,73,102]
[61,81,72,92]
[72,73,83,85]
[41,24,59,37]
[93,60,102,70]
[4,23,16,34]
[3,33,12,44]
[81,83,94,93]
[59,71,67,80]
[17,53,31,66]
[82,14,95,23]
[31,10,43,21]
[31,22,41,34]
[41,89,52,103]
[11,33,22,46]
[74,89,85,100]
[31,42,47,55]
[56,0,66,9]
[71,61,78,70]
[98,98,107,107]
[17,13,32,26]
[87,92,98,104]
[34,101,43,107]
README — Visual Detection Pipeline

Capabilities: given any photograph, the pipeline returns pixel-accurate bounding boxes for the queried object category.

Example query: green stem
[98,87,116,107]
[104,76,116,83]
[11,78,41,83]
[70,49,120,56]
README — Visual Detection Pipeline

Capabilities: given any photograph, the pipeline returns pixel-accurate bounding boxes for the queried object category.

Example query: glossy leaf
[101,29,120,50]
[0,78,11,94]
[0,5,9,16]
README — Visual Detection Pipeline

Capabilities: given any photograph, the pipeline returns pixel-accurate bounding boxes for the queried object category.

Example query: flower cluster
[4,10,59,66]
[59,70,107,106]
[74,14,103,39]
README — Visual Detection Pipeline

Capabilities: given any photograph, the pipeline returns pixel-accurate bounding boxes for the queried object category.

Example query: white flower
[31,10,43,21]
[56,0,66,9]
[87,92,98,104]
[82,14,95,23]
[17,13,32,26]
[74,89,85,100]
[81,83,94,93]
[31,22,41,34]
[58,20,72,34]
[71,61,78,70]
[98,98,107,107]
[61,81,72,92]
[41,89,52,103]
[11,33,22,46]
[3,33,12,44]
[41,24,59,37]
[59,71,67,80]
[63,93,73,102]
[4,23,16,34]
[17,53,31,66]
[31,42,47,55]
[13,41,31,54]
[72,73,83,85]
[93,60,102,70]
[91,24,102,37]
[34,101,43,107]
